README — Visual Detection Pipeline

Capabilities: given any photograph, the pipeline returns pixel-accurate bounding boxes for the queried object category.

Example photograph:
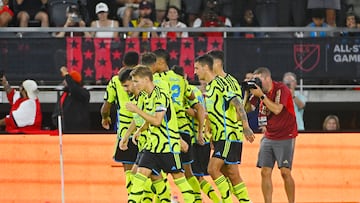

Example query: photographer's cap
[22,80,39,99]
[96,2,109,14]
[139,1,152,10]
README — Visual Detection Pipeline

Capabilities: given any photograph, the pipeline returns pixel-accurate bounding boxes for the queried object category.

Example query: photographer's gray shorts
[256,136,295,169]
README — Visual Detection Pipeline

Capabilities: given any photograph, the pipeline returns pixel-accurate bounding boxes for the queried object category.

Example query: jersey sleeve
[154,93,167,112]
[104,76,117,103]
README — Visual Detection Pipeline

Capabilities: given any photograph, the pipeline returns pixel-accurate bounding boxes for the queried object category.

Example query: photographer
[245,67,297,203]
[0,74,42,133]
[55,4,91,38]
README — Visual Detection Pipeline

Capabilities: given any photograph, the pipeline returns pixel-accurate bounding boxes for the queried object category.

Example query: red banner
[66,37,223,82]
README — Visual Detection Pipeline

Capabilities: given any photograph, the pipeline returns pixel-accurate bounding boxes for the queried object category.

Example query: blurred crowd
[1,0,360,38]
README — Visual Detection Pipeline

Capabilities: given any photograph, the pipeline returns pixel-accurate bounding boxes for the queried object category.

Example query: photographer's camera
[241,77,262,90]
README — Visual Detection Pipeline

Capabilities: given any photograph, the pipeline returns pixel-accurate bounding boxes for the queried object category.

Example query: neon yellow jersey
[104,75,133,138]
[153,72,170,94]
[186,85,210,144]
[131,91,149,152]
[222,74,244,140]
[205,76,242,142]
[157,70,193,135]
[129,19,160,38]
[145,85,181,154]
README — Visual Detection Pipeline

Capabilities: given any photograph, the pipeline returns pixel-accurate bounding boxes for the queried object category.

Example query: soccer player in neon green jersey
[118,67,163,203]
[207,50,255,144]
[208,50,255,200]
[154,49,205,203]
[100,51,139,195]
[186,83,222,203]
[125,66,195,203]
[194,54,255,203]
[140,52,170,93]
[171,65,220,202]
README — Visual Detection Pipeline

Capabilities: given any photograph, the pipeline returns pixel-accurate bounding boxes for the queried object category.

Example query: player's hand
[101,117,111,130]
[243,126,255,143]
[180,138,188,152]
[119,138,128,151]
[132,131,140,145]
[197,131,205,146]
[126,102,138,113]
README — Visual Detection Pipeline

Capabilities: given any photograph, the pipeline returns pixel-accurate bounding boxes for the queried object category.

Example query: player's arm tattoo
[231,97,249,124]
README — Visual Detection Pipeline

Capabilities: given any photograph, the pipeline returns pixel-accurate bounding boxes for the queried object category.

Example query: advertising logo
[293,44,320,72]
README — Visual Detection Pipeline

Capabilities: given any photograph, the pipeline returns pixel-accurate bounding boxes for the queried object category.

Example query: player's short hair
[140,52,157,67]
[153,49,170,65]
[130,65,153,81]
[123,51,139,67]
[195,54,214,70]
[118,68,133,83]
[207,49,224,63]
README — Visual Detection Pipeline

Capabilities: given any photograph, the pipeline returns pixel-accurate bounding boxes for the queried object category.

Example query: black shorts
[139,150,184,176]
[180,133,193,164]
[212,140,243,164]
[113,137,138,164]
[134,150,144,165]
[191,142,211,176]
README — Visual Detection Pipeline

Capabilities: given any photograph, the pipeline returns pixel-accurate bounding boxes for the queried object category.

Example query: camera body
[241,77,262,90]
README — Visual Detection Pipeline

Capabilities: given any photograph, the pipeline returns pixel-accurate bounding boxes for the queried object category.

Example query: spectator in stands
[147,0,181,23]
[234,8,260,38]
[192,1,232,37]
[116,0,141,28]
[345,0,360,21]
[128,0,159,38]
[15,0,49,27]
[55,4,91,38]
[307,0,341,27]
[341,11,360,36]
[90,2,119,38]
[160,5,188,38]
[52,66,90,133]
[305,9,331,37]
[283,72,307,131]
[0,75,42,133]
[322,114,340,131]
[0,0,14,27]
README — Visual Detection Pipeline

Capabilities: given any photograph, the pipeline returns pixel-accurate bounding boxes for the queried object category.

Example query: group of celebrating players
[100,49,255,203]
